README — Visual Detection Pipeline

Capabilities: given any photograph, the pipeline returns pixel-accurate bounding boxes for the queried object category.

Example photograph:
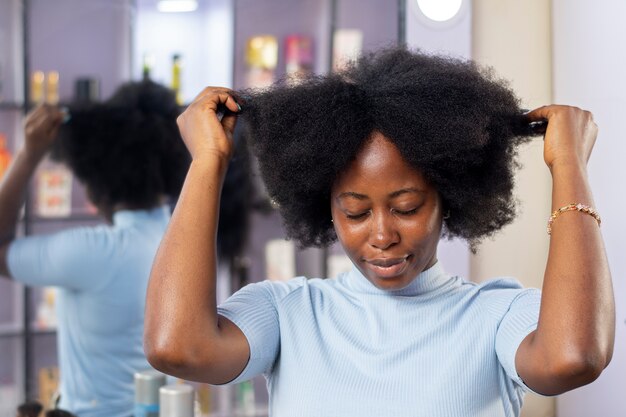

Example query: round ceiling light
[416,0,463,22]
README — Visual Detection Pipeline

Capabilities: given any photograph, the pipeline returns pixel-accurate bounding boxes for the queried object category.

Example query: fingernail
[60,106,71,124]
[237,103,242,112]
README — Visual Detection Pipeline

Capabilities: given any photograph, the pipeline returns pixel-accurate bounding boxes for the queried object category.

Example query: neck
[98,195,167,223]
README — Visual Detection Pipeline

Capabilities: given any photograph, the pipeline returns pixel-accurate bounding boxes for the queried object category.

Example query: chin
[369,275,415,291]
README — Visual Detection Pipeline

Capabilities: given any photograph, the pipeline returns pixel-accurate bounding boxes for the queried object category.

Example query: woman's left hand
[525,105,598,172]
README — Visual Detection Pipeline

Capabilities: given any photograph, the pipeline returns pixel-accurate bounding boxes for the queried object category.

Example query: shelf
[0,102,24,111]
[0,323,24,338]
[0,324,57,337]
[30,326,57,335]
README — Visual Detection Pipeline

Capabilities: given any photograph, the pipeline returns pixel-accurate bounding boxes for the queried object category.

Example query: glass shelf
[0,323,23,338]
[30,326,57,335]
[0,102,24,111]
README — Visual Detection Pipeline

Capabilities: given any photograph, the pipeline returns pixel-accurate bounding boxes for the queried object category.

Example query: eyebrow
[337,188,425,200]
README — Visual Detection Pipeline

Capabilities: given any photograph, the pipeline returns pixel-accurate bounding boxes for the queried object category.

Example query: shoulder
[9,224,113,255]
[458,276,541,319]
[229,275,345,307]
[7,225,116,288]
[238,276,309,301]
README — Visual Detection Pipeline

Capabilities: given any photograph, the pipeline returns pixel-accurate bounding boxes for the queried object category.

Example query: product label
[134,403,159,417]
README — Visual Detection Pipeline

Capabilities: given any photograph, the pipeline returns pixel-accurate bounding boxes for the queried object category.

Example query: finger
[25,105,46,125]
[222,94,241,114]
[40,105,64,124]
[221,112,238,135]
[187,91,231,116]
[524,105,554,122]
[191,87,235,107]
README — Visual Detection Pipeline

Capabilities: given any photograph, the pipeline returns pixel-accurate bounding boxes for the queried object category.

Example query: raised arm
[0,105,63,277]
[516,105,615,395]
[144,87,250,384]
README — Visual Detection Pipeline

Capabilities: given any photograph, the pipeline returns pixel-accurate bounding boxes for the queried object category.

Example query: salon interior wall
[551,1,626,417]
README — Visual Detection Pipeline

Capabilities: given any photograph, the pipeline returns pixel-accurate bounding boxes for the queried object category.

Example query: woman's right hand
[176,87,241,162]
[23,105,64,159]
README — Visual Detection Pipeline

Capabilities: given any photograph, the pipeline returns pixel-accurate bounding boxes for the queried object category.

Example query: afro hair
[52,80,190,210]
[217,121,253,259]
[240,46,537,250]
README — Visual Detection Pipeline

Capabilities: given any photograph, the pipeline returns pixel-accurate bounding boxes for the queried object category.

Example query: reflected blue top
[8,206,170,417]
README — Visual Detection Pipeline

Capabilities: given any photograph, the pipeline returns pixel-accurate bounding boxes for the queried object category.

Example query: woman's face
[330,131,443,291]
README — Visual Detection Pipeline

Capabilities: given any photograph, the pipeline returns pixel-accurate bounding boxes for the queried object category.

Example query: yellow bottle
[31,71,45,104]
[171,54,183,105]
[46,71,60,105]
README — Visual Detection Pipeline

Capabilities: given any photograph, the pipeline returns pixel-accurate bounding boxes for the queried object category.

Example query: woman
[145,47,614,417]
[0,81,189,417]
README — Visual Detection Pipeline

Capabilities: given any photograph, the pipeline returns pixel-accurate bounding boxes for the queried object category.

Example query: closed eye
[393,208,417,216]
[346,211,369,220]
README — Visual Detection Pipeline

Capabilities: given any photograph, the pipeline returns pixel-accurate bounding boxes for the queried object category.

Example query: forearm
[145,155,228,365]
[535,163,614,373]
[0,149,42,243]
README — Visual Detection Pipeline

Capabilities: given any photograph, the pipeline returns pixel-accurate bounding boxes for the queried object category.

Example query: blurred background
[0,0,623,416]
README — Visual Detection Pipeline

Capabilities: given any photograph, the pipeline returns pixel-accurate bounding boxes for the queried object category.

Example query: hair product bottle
[237,380,255,416]
[45,71,59,105]
[284,34,313,82]
[142,53,155,81]
[30,71,45,104]
[245,35,278,88]
[134,370,166,417]
[171,54,183,105]
[159,384,194,417]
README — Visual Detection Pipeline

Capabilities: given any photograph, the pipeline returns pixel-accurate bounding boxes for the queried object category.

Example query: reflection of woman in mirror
[145,47,614,416]
[0,81,189,417]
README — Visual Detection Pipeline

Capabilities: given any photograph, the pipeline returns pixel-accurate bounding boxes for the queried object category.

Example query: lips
[364,255,411,278]
[368,256,408,267]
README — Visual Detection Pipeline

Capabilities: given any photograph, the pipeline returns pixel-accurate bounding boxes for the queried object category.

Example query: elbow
[144,323,192,376]
[542,350,611,395]
[144,326,222,381]
[144,333,177,375]
[144,335,198,377]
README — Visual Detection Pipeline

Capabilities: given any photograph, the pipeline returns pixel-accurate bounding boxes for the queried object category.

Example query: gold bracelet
[547,203,601,235]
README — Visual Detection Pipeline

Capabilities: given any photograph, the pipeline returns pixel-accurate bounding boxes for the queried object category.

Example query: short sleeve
[7,227,106,291]
[217,278,305,384]
[495,288,541,391]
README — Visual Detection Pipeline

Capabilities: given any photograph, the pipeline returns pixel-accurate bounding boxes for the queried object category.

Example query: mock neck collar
[112,205,170,227]
[344,261,453,296]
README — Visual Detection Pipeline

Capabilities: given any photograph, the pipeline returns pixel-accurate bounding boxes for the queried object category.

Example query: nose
[368,212,400,250]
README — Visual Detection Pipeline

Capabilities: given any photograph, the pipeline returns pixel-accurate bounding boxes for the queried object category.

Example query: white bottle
[135,369,166,417]
[159,384,194,417]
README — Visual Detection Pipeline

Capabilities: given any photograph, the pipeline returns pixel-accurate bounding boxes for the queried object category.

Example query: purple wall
[336,0,398,50]
[28,0,132,102]
[0,0,24,103]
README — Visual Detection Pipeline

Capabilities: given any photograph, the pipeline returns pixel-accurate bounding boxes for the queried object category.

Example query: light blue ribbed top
[8,206,171,417]
[218,262,541,417]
